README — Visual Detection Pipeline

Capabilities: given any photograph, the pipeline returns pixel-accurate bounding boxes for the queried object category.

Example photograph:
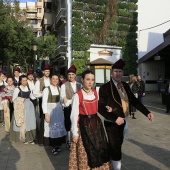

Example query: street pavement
[0,92,170,170]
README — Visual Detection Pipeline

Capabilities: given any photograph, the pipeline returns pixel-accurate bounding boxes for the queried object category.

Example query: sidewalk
[0,92,169,170]
[122,92,170,170]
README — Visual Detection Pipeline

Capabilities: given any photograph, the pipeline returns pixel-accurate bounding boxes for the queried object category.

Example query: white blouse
[33,78,50,98]
[70,90,96,136]
[27,80,36,100]
[12,86,30,101]
[42,85,63,113]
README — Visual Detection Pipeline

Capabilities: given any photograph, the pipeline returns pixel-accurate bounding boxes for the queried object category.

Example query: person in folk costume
[98,59,154,170]
[42,74,66,155]
[1,70,7,82]
[69,70,111,170]
[13,67,21,87]
[27,70,37,108]
[1,77,15,133]
[0,71,7,126]
[60,65,82,149]
[33,64,51,144]
[10,75,36,144]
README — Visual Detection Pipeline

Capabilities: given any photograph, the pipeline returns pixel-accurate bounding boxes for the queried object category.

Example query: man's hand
[64,97,68,104]
[143,93,145,96]
[105,106,112,112]
[72,136,79,144]
[45,113,50,123]
[115,117,125,125]
[147,113,154,122]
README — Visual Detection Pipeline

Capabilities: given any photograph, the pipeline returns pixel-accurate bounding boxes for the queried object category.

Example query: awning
[89,58,114,65]
[138,36,170,64]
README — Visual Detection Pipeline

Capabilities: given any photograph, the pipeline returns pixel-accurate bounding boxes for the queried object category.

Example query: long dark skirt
[79,114,110,168]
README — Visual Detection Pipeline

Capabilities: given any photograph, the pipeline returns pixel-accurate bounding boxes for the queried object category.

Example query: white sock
[66,131,71,142]
[112,160,121,170]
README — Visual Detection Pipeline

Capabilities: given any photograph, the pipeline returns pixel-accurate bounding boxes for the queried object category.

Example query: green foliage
[118,2,129,9]
[72,0,138,75]
[128,3,137,10]
[129,0,138,3]
[0,0,35,71]
[36,31,57,60]
[72,51,90,75]
[72,1,84,10]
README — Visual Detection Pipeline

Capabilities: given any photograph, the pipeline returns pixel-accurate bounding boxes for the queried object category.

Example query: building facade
[138,0,170,91]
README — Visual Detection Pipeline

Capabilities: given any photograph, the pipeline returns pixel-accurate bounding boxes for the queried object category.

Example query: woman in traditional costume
[2,77,15,133]
[69,70,111,170]
[10,75,36,144]
[42,74,66,155]
[0,71,7,126]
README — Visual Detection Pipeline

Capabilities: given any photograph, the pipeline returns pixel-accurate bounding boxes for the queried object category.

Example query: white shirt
[33,77,50,98]
[15,77,19,82]
[27,80,36,100]
[12,86,30,101]
[42,85,63,113]
[0,81,7,86]
[70,90,96,136]
[60,81,79,107]
[112,79,125,96]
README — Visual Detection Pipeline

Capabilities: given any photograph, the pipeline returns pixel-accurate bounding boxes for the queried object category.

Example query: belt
[79,114,97,118]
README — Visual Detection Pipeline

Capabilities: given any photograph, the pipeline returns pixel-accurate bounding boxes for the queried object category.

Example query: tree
[0,0,35,71]
[36,31,57,60]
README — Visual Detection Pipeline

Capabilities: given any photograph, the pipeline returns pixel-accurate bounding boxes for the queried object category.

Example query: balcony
[37,12,43,19]
[26,13,37,19]
[56,8,66,28]
[27,7,37,13]
[53,45,67,59]
[43,13,52,25]
[37,2,43,8]
[44,0,52,2]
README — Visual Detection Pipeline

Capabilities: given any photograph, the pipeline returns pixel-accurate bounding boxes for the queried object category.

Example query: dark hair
[19,75,27,85]
[81,70,94,79]
[6,76,14,82]
[50,74,59,79]
[59,75,65,79]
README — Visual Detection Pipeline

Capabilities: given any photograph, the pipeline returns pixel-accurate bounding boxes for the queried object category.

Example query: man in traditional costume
[33,64,50,144]
[60,65,81,149]
[27,70,37,108]
[98,59,154,170]
[13,67,21,87]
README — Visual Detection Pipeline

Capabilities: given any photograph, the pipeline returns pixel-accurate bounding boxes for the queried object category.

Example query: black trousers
[104,120,125,161]
[64,106,71,131]
[0,110,4,123]
[166,94,170,112]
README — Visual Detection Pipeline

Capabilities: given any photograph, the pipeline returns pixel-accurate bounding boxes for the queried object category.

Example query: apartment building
[18,0,44,37]
[41,0,67,75]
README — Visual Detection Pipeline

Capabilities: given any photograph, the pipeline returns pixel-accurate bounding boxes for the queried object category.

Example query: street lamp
[32,42,38,74]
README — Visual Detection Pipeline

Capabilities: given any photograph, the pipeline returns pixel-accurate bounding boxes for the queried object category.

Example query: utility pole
[67,0,72,69]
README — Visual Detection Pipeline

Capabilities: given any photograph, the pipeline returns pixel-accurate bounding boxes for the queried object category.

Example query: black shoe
[66,141,70,150]
[132,117,136,119]
[55,146,61,152]
[52,148,58,155]
[165,111,169,113]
